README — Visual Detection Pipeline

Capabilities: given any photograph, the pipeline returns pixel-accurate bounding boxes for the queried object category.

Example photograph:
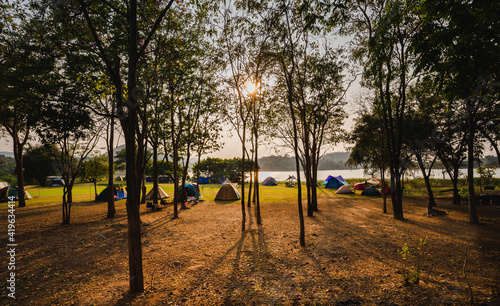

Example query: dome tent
[96,185,127,201]
[325,176,348,189]
[261,176,278,186]
[361,187,381,196]
[215,183,241,201]
[336,185,354,194]
[146,186,169,200]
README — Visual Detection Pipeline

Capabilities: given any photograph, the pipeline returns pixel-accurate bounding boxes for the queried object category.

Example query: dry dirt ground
[1,193,499,305]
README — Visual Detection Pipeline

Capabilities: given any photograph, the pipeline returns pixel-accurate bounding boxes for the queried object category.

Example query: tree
[39,0,178,291]
[347,112,389,213]
[413,0,500,223]
[349,0,420,220]
[37,99,100,224]
[23,145,59,186]
[80,154,109,199]
[0,3,55,207]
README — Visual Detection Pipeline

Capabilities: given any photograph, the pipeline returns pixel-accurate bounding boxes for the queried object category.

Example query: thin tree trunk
[467,105,479,224]
[241,122,246,231]
[107,86,116,218]
[13,137,26,208]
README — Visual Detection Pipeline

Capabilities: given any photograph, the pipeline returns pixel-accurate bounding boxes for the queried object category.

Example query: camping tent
[46,176,65,187]
[325,176,348,189]
[215,183,241,201]
[0,182,8,188]
[221,178,232,185]
[0,186,32,202]
[321,175,333,185]
[146,176,153,182]
[361,187,381,196]
[367,178,381,186]
[261,176,278,186]
[145,186,169,200]
[178,183,200,199]
[198,177,210,184]
[158,175,170,183]
[354,183,366,190]
[115,176,125,181]
[336,185,354,194]
[96,185,127,201]
[285,175,296,187]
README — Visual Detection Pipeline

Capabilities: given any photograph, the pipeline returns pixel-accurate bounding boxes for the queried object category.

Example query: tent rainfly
[146,186,169,200]
[325,176,348,189]
[367,178,381,186]
[215,183,241,201]
[336,185,354,194]
[354,183,366,190]
[321,175,333,185]
[261,176,278,186]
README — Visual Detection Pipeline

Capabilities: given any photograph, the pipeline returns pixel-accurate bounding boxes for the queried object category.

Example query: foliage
[398,238,427,286]
[476,164,497,188]
[0,154,15,184]
[23,145,59,186]
[193,157,255,183]
[80,154,109,183]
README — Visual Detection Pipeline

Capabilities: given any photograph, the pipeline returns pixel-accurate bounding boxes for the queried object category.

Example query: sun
[245,80,258,95]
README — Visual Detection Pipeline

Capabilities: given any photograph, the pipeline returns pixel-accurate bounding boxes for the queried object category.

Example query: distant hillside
[0,151,14,158]
[259,152,356,171]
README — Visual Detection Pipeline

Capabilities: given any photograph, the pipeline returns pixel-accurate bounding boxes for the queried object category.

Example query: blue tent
[96,185,127,201]
[198,177,210,184]
[325,176,348,189]
[178,183,200,199]
[334,175,349,186]
[321,175,333,185]
[146,176,153,182]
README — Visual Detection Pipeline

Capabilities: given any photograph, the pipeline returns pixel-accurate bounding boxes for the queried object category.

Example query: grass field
[3,177,499,209]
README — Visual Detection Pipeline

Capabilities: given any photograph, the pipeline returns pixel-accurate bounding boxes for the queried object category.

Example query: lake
[254,168,500,182]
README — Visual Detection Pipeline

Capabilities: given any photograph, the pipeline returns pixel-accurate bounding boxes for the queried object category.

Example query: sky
[0,82,361,158]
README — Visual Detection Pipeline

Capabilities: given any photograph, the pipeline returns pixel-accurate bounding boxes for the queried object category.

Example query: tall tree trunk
[381,167,387,214]
[254,125,261,225]
[123,0,144,292]
[467,105,479,224]
[13,137,26,208]
[241,122,246,231]
[153,143,159,205]
[107,58,119,218]
[107,125,116,217]
[170,103,179,219]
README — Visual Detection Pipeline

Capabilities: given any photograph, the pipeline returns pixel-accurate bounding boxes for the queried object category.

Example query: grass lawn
[1,180,499,305]
[3,177,499,209]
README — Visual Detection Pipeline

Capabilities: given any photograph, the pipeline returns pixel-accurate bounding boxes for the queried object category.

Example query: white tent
[221,178,232,185]
[146,186,170,200]
[336,185,354,194]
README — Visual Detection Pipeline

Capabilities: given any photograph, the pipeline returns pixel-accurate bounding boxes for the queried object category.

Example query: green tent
[0,186,32,202]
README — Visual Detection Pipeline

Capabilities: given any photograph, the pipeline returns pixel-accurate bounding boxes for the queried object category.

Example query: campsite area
[1,182,499,305]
